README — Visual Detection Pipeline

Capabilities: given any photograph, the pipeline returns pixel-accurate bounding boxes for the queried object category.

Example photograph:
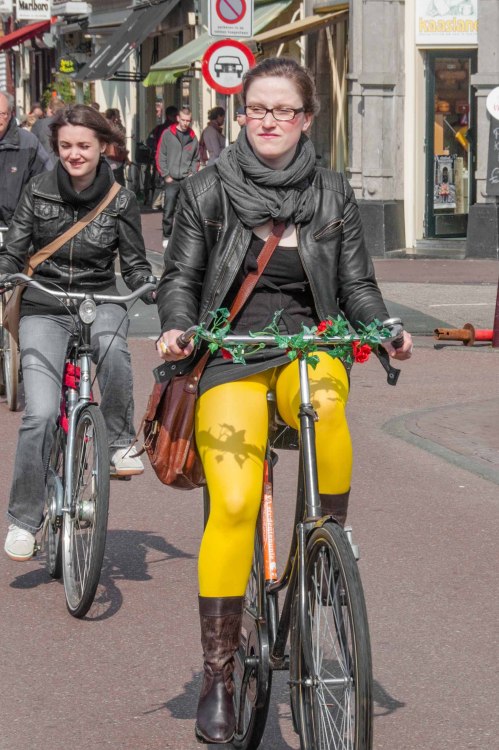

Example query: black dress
[199,234,320,396]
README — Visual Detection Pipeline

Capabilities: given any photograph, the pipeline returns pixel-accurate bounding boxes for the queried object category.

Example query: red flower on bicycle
[317,318,333,334]
[352,341,371,363]
[221,348,233,360]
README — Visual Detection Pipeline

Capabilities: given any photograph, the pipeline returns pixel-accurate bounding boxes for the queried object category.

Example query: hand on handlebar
[157,329,195,361]
[381,330,413,360]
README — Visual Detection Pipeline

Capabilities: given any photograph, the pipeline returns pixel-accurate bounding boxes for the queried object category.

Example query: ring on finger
[160,341,171,355]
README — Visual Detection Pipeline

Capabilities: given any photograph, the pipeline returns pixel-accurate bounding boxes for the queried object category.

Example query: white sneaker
[162,238,169,250]
[110,447,144,477]
[5,524,36,561]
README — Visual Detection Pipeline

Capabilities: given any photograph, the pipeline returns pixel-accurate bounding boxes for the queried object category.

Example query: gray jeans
[7,305,136,534]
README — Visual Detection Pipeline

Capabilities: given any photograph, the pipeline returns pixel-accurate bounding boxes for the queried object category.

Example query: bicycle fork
[62,348,93,517]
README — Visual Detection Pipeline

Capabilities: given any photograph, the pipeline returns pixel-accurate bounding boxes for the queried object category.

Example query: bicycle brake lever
[375,347,401,386]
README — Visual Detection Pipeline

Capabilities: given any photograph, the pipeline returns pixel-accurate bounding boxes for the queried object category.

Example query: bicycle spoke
[292,522,372,750]
[62,407,109,618]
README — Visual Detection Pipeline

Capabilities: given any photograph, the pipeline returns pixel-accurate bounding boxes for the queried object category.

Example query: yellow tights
[195,352,352,597]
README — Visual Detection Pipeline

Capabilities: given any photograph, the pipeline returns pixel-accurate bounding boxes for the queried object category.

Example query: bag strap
[228,221,286,322]
[185,221,287,388]
[26,181,122,276]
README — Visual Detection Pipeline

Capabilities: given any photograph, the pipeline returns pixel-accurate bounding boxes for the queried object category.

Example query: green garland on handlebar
[194,308,392,368]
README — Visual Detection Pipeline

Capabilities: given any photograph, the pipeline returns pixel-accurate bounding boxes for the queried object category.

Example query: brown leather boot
[320,491,350,528]
[195,595,243,744]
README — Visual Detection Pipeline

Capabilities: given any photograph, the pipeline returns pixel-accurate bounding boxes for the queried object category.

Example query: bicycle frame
[2,273,156,524]
[229,336,398,720]
[61,318,95,519]
[257,355,325,680]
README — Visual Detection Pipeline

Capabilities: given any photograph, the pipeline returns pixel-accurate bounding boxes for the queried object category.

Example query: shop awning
[74,0,182,82]
[0,17,56,52]
[143,0,293,87]
[86,10,126,34]
[252,9,348,47]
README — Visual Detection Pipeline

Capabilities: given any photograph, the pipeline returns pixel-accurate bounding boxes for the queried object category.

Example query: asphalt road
[1,279,499,750]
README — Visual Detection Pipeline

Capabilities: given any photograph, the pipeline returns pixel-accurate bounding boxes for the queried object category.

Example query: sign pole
[225,94,230,146]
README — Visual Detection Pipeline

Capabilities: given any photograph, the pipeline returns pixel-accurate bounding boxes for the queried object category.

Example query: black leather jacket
[0,116,51,226]
[157,166,389,333]
[0,166,152,297]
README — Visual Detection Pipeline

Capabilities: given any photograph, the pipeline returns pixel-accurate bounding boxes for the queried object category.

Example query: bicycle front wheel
[62,406,110,618]
[291,521,373,750]
[232,523,272,750]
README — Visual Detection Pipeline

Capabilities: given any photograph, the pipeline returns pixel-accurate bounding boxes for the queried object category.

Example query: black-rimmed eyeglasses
[244,105,305,122]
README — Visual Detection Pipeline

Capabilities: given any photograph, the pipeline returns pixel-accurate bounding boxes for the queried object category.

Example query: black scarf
[215,129,316,227]
[57,158,114,218]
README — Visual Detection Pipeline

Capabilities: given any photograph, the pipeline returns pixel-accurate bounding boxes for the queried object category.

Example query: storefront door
[425,51,476,238]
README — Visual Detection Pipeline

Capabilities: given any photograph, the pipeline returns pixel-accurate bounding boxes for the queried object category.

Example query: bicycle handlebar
[175,319,405,350]
[0,273,157,303]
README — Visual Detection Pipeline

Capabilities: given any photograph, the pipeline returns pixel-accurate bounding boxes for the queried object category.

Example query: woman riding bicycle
[0,104,154,562]
[156,58,413,744]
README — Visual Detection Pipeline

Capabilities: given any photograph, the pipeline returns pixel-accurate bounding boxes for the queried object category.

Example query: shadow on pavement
[373,677,406,716]
[10,529,194,622]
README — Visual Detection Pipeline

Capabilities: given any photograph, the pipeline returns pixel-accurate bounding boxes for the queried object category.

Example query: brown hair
[242,57,320,115]
[48,97,66,115]
[208,106,225,121]
[49,104,126,155]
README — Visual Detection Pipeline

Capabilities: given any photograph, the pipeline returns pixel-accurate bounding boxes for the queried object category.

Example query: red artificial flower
[221,348,233,360]
[352,341,371,363]
[317,318,332,333]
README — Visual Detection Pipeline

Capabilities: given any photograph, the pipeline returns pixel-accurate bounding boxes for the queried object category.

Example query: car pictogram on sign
[214,55,244,78]
[202,39,255,95]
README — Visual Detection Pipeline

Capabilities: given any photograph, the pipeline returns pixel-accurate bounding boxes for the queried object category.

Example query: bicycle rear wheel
[291,521,373,750]
[232,523,272,750]
[0,297,19,410]
[43,426,65,579]
[62,405,110,618]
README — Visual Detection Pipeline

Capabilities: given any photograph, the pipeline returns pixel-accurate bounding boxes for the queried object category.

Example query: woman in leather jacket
[0,105,154,563]
[156,58,413,744]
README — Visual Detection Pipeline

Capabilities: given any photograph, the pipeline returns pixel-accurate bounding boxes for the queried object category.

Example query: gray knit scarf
[215,129,316,227]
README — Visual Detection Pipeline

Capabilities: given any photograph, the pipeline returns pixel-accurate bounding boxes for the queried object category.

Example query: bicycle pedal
[33,542,41,557]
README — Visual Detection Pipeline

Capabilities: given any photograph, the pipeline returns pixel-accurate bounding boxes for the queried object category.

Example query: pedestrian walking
[156,57,413,744]
[235,104,246,129]
[103,108,128,186]
[31,96,65,167]
[156,106,199,251]
[0,104,155,563]
[199,107,226,167]
[0,91,51,227]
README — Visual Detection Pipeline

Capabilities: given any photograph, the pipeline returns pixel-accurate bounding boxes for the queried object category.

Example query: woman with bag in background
[0,104,154,563]
[156,58,413,744]
[103,108,128,186]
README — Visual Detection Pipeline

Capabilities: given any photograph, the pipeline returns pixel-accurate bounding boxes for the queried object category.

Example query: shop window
[426,53,476,238]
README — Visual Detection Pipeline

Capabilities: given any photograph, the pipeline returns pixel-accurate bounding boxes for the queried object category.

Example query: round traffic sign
[216,0,246,25]
[202,39,255,96]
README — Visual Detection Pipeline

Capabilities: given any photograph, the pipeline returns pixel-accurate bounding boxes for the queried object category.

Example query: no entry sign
[202,39,255,95]
[209,0,253,38]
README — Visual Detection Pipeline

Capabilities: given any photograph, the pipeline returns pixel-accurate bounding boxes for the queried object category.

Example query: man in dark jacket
[0,91,51,227]
[156,106,199,252]
[31,96,65,167]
